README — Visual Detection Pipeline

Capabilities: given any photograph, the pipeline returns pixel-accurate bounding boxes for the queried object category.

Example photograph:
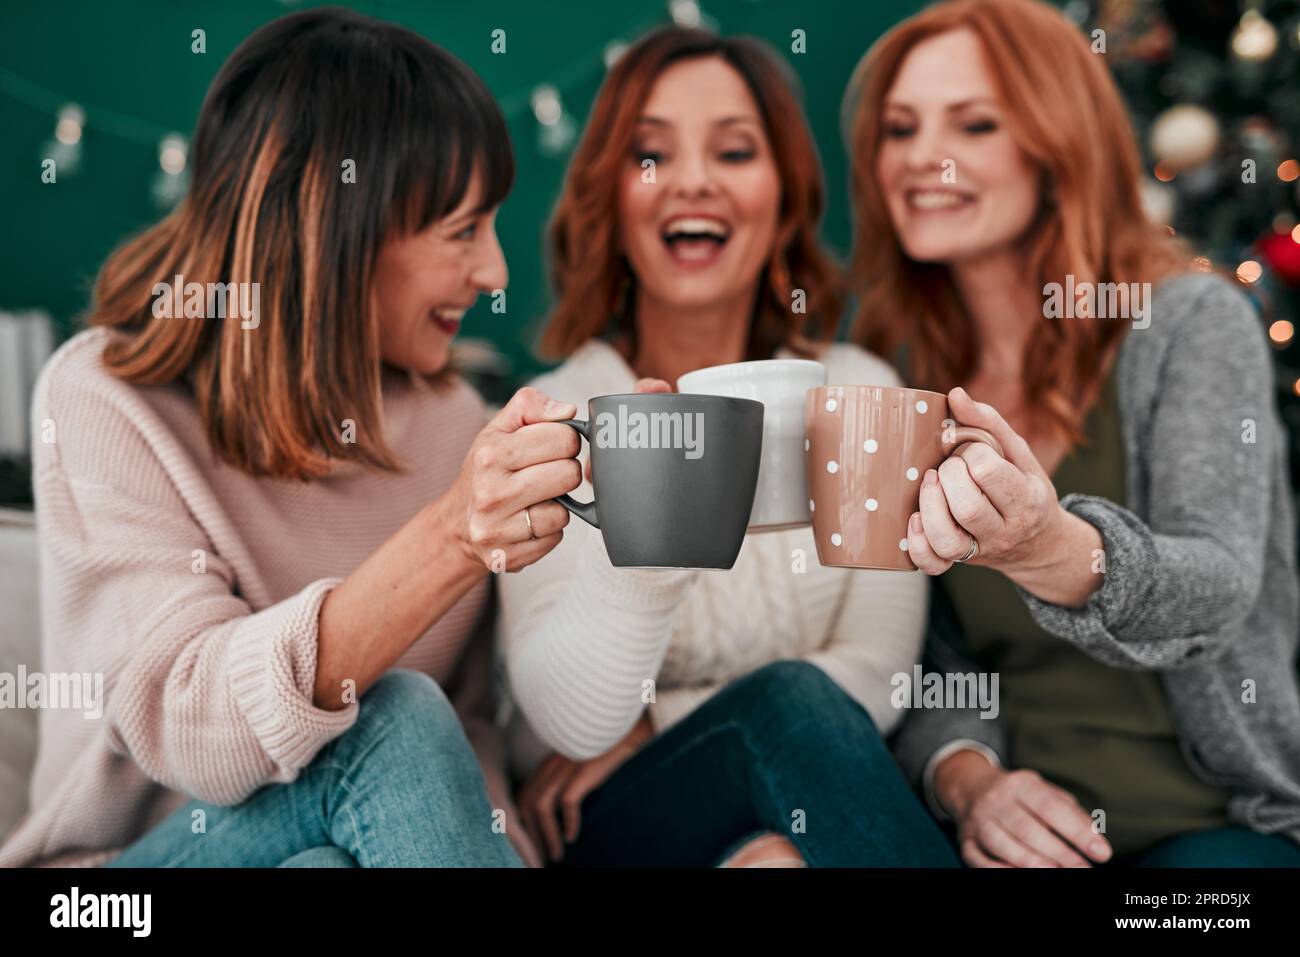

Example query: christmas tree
[1080,0,1300,495]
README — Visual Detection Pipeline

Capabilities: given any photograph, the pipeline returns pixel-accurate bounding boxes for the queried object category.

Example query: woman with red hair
[848,0,1300,866]
[498,26,954,867]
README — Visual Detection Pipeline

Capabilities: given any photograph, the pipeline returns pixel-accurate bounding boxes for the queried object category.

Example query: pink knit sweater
[0,327,512,867]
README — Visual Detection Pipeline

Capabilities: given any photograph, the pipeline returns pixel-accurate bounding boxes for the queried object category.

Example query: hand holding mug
[446,387,583,573]
[806,384,1003,570]
[553,386,763,569]
[907,387,1065,576]
[633,377,674,394]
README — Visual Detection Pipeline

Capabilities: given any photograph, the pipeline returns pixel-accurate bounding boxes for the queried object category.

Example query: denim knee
[349,670,474,762]
[719,660,881,743]
[277,845,359,868]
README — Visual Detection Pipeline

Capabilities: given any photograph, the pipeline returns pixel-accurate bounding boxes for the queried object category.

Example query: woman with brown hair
[848,0,1300,866]
[497,26,957,867]
[0,8,583,868]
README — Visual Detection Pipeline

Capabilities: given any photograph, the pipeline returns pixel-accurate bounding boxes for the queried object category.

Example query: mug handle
[554,419,599,528]
[941,422,1005,460]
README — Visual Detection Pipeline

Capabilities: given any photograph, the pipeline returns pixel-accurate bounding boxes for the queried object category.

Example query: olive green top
[942,376,1229,855]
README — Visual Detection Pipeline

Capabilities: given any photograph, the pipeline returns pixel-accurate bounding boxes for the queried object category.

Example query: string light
[151,133,189,208]
[1278,159,1300,183]
[7,5,684,177]
[669,0,701,27]
[530,85,575,156]
[1237,260,1263,284]
[603,40,628,68]
[530,85,562,127]
[1153,161,1176,182]
[1292,224,1300,244]
[54,104,83,145]
[158,134,186,174]
[1269,320,1294,344]
[41,102,84,176]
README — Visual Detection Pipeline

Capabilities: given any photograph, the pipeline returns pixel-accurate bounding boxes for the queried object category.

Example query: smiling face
[875,29,1040,265]
[618,56,781,313]
[371,171,507,375]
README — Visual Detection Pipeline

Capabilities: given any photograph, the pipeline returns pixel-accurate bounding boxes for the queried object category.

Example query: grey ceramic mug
[554,393,764,568]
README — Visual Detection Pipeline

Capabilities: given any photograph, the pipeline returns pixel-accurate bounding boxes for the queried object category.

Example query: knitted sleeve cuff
[1017,494,1155,640]
[922,739,1002,821]
[226,577,359,780]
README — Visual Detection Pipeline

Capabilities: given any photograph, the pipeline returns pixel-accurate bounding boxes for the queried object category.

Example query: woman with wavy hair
[497,25,956,867]
[0,8,584,868]
[847,0,1300,866]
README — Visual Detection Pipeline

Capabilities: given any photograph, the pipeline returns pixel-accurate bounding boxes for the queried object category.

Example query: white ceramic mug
[677,358,827,531]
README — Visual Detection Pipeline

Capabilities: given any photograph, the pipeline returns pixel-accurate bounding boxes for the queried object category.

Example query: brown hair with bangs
[90,7,514,479]
[846,0,1189,446]
[540,26,842,361]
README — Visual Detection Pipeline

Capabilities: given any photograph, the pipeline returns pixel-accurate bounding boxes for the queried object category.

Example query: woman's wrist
[1001,504,1104,608]
[313,495,486,709]
[627,712,655,749]
[422,492,486,585]
[934,749,1002,821]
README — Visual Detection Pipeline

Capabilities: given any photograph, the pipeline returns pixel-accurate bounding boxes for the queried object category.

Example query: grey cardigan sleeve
[1017,277,1276,670]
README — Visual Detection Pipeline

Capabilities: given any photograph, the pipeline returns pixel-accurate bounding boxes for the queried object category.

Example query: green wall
[0,0,922,387]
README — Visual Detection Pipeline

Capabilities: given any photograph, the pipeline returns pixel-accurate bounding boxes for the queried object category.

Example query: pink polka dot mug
[804,385,1003,570]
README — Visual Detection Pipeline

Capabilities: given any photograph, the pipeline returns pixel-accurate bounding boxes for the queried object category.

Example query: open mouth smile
[904,188,977,212]
[429,307,465,335]
[660,214,732,267]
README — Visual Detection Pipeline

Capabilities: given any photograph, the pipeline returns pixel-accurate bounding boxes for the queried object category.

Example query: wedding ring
[524,507,537,540]
[953,534,978,564]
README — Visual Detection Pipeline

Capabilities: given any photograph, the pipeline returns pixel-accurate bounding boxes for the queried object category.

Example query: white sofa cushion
[0,507,40,843]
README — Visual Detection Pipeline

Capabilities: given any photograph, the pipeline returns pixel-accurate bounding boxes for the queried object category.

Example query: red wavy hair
[540,26,842,361]
[847,0,1188,445]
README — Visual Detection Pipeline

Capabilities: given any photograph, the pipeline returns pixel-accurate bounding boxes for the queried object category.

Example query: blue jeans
[1128,826,1300,867]
[108,670,521,867]
[559,660,960,867]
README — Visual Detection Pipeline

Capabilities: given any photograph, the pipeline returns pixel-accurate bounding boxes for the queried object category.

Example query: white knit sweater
[498,340,929,767]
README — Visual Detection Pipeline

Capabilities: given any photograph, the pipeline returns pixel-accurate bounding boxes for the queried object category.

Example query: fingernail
[952,387,968,401]
[923,469,938,487]
[543,399,571,417]
[909,513,920,532]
